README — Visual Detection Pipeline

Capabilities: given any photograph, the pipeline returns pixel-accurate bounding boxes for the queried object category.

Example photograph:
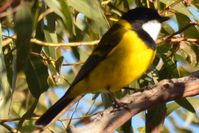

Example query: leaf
[175,98,196,113]
[169,116,192,133]
[14,3,33,71]
[176,13,199,39]
[0,23,11,119]
[67,0,109,35]
[17,99,38,131]
[191,44,199,66]
[162,22,175,34]
[44,0,74,35]
[118,119,133,133]
[176,41,197,67]
[167,97,199,116]
[114,0,129,11]
[46,13,57,32]
[146,104,166,133]
[158,55,179,80]
[43,29,58,59]
[157,42,171,54]
[31,17,44,53]
[24,54,49,98]
[55,56,64,73]
[159,0,193,17]
[193,0,199,8]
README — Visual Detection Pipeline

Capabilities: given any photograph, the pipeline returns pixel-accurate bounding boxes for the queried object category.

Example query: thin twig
[62,62,84,66]
[157,21,199,43]
[165,0,183,10]
[165,22,198,40]
[37,8,54,22]
[30,38,99,47]
[2,36,99,48]
[0,118,21,123]
[0,122,15,133]
[170,37,198,43]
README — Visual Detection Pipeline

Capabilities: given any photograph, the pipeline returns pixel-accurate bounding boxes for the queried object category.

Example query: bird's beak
[159,16,170,22]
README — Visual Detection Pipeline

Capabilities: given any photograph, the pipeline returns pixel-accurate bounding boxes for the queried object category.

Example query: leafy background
[0,0,199,132]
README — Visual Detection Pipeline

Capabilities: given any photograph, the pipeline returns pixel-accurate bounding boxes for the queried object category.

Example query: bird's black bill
[159,16,169,22]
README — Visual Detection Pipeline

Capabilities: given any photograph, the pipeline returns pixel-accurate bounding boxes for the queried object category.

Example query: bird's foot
[111,98,129,112]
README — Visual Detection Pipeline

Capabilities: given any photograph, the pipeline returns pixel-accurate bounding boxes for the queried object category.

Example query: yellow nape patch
[117,19,132,30]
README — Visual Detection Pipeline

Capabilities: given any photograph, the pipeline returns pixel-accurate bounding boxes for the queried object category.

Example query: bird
[36,7,169,126]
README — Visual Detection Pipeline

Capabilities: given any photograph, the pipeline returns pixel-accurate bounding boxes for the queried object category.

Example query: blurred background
[0,0,199,132]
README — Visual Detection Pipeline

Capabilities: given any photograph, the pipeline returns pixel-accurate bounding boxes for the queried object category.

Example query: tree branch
[67,71,199,133]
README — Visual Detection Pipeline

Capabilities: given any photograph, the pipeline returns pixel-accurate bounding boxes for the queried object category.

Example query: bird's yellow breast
[69,30,156,97]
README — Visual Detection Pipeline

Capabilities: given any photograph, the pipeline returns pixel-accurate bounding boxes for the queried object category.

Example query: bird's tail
[35,92,83,127]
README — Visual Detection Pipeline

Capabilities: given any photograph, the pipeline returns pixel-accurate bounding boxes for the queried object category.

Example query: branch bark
[67,71,199,133]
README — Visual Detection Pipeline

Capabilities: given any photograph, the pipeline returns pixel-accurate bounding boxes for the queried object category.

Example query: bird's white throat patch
[142,20,161,41]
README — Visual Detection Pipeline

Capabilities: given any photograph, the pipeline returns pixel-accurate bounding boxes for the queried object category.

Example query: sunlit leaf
[43,29,58,59]
[0,23,11,119]
[159,0,193,17]
[67,0,109,35]
[44,0,74,35]
[176,41,197,66]
[169,116,192,133]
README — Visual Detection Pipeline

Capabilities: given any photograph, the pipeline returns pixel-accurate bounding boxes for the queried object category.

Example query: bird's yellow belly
[69,31,156,96]
[87,33,155,92]
[88,49,155,92]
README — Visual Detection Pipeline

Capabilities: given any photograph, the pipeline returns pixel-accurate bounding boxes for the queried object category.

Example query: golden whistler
[36,7,169,126]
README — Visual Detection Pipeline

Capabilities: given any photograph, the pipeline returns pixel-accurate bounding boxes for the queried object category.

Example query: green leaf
[158,55,179,80]
[67,0,109,35]
[24,54,49,98]
[176,13,199,39]
[31,16,44,53]
[157,42,171,54]
[14,3,33,71]
[167,97,199,116]
[162,22,175,34]
[169,116,192,133]
[176,42,197,67]
[118,119,133,133]
[43,29,58,59]
[114,0,129,11]
[44,0,74,35]
[192,44,199,66]
[175,98,196,113]
[17,99,38,131]
[159,0,193,17]
[0,23,11,119]
[55,56,64,73]
[193,0,199,8]
[146,104,166,133]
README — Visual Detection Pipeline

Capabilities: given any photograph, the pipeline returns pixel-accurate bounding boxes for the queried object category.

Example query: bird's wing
[70,24,127,87]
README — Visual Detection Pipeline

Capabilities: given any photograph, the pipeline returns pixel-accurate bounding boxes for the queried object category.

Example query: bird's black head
[121,7,168,24]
